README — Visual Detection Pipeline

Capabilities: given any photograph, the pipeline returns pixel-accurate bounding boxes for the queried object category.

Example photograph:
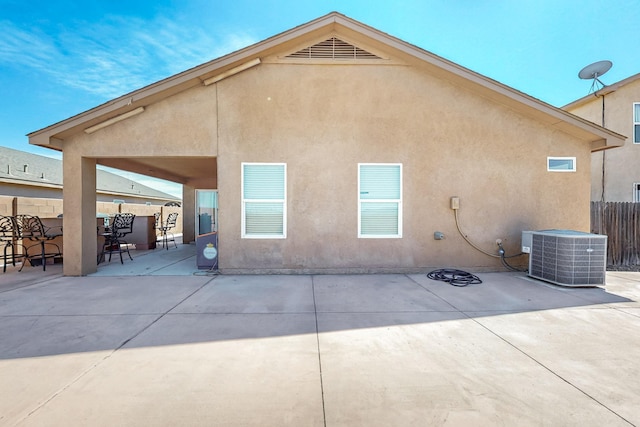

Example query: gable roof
[563,72,640,110]
[0,146,179,201]
[29,12,625,153]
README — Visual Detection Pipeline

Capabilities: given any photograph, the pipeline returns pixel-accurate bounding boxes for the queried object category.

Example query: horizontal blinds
[243,164,285,199]
[243,164,285,237]
[360,202,399,235]
[359,164,401,200]
[245,202,284,235]
[359,164,401,237]
[635,104,640,143]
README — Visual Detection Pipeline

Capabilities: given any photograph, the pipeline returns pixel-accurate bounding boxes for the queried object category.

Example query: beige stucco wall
[64,85,218,157]
[215,61,592,273]
[51,50,597,274]
[566,79,640,201]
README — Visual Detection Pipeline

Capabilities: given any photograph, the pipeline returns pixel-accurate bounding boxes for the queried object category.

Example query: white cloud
[0,16,257,99]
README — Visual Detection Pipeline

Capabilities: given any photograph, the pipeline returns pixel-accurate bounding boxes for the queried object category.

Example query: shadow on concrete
[0,271,635,360]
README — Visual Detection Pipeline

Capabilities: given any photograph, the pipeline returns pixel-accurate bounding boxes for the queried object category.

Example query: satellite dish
[579,60,612,93]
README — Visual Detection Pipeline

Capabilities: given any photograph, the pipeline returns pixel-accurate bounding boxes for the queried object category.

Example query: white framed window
[358,163,402,238]
[547,157,576,172]
[634,103,640,144]
[634,183,640,202]
[241,163,286,238]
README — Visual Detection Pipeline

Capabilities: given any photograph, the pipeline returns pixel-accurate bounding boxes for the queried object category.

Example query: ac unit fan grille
[529,232,606,286]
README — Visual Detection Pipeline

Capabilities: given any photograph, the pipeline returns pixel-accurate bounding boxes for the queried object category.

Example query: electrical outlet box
[450,197,460,210]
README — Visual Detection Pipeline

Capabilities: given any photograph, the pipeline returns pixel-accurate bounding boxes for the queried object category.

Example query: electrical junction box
[521,231,533,253]
[450,197,460,210]
[522,230,607,287]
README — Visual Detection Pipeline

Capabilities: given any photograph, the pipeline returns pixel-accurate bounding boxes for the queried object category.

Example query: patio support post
[182,185,196,244]
[63,155,97,276]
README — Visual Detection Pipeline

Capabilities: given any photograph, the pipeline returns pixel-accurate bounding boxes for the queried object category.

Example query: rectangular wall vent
[286,37,382,60]
[524,230,607,287]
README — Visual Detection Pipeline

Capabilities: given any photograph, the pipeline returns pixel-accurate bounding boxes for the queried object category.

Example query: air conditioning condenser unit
[521,230,607,287]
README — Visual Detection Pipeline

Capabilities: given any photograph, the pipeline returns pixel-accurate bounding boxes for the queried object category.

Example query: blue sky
[1,0,638,195]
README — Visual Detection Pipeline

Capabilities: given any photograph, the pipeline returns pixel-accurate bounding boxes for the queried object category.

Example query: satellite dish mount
[579,60,612,94]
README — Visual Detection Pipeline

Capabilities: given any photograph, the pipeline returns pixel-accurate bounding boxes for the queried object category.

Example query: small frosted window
[547,157,576,172]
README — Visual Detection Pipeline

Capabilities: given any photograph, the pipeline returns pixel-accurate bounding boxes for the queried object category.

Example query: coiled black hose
[427,269,482,287]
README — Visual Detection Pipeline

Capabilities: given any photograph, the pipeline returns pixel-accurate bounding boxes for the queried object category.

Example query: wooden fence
[591,202,640,266]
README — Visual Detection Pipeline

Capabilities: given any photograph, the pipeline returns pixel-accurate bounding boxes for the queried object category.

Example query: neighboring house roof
[563,72,640,110]
[0,145,180,201]
[29,11,625,157]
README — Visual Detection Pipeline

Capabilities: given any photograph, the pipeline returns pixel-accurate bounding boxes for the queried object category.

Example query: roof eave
[563,72,640,110]
[28,13,349,146]
[28,11,626,152]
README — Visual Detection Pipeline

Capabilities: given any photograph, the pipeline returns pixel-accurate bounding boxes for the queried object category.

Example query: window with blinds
[634,103,640,144]
[242,163,286,238]
[358,163,402,238]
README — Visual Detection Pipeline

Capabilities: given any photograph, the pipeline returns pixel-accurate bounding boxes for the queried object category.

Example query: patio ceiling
[97,156,217,189]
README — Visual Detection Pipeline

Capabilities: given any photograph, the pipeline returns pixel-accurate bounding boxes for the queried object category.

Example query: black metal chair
[1,215,27,273]
[153,212,161,230]
[15,214,63,271]
[158,212,178,249]
[98,213,135,264]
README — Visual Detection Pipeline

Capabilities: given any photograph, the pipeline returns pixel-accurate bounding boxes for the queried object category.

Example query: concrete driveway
[0,270,639,426]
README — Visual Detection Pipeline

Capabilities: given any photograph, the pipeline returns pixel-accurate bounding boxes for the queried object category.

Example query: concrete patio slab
[313,274,456,313]
[0,262,62,293]
[0,275,211,316]
[0,270,638,426]
[91,241,199,277]
[0,315,158,424]
[317,312,630,426]
[471,307,640,425]
[173,274,316,314]
[408,272,631,313]
[17,314,324,427]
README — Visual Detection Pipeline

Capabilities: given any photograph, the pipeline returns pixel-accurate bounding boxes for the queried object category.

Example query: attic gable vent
[286,37,382,60]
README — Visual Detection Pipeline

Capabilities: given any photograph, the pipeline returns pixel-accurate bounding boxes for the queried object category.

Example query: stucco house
[28,12,624,276]
[564,73,640,202]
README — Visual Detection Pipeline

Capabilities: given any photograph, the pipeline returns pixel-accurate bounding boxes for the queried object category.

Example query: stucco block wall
[0,196,13,216]
[96,203,183,235]
[566,79,640,201]
[15,197,63,217]
[215,62,592,272]
[0,195,62,218]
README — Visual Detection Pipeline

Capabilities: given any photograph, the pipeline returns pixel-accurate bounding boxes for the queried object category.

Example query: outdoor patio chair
[15,214,63,271]
[98,213,135,264]
[1,215,27,273]
[153,212,161,235]
[158,212,178,249]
